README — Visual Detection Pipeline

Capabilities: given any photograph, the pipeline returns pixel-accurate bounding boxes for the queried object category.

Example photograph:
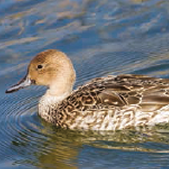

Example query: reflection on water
[1,0,169,168]
[8,123,169,169]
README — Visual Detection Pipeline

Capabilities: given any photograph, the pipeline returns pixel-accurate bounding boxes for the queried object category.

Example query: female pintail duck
[6,49,169,130]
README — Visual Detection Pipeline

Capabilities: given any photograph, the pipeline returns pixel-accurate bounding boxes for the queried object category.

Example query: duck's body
[39,74,169,130]
[6,50,169,130]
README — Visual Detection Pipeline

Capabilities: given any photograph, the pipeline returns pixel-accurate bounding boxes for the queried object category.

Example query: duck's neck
[38,71,75,123]
[38,90,71,123]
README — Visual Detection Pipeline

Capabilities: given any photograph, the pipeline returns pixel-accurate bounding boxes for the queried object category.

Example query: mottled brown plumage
[6,50,169,130]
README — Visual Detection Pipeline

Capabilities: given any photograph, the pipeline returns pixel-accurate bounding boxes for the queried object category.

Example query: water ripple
[1,0,169,168]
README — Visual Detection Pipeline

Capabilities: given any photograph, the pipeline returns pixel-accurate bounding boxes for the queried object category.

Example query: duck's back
[55,74,169,130]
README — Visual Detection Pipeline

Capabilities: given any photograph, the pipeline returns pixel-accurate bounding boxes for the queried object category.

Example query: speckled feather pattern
[39,74,169,130]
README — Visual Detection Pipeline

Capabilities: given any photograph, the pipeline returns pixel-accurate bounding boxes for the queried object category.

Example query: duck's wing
[79,74,169,112]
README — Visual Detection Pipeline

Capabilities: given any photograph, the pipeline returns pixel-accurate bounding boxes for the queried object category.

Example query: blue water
[1,0,169,168]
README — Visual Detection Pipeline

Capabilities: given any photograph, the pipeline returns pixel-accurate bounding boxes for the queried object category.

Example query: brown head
[6,49,76,96]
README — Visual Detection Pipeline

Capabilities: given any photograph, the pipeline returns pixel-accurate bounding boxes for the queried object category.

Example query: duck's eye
[37,65,43,69]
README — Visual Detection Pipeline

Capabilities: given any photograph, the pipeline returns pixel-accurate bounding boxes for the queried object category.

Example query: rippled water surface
[2,0,169,168]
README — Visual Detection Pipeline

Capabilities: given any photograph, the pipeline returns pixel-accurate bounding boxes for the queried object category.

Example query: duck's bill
[6,75,32,93]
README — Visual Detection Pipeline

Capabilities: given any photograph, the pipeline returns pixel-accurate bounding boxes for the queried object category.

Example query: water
[1,0,169,168]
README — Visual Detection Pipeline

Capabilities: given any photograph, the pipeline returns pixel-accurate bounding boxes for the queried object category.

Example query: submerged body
[6,49,169,130]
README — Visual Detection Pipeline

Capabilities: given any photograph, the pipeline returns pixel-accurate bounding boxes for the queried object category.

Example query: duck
[5,49,169,130]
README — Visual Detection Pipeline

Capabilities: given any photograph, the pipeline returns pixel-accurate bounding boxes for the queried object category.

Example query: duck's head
[6,49,76,96]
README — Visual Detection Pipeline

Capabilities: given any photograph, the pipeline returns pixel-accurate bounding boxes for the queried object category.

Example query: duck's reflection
[10,120,169,169]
